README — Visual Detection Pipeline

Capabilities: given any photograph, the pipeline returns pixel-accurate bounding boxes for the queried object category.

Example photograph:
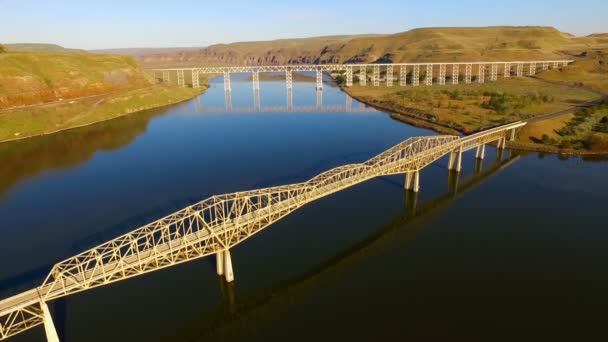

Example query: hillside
[0,51,153,109]
[139,26,591,67]
[4,43,85,53]
[139,34,387,67]
[90,47,205,57]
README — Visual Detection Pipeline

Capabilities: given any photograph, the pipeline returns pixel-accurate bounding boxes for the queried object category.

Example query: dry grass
[345,77,598,133]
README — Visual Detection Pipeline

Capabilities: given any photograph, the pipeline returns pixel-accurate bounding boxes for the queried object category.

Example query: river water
[1,74,608,341]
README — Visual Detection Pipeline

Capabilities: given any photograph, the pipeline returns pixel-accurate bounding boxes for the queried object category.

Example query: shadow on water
[0,106,170,198]
[165,151,525,341]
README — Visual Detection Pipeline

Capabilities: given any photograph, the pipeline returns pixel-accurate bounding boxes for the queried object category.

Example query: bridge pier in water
[448,149,463,172]
[405,171,420,192]
[475,144,486,160]
[41,302,59,342]
[216,250,235,283]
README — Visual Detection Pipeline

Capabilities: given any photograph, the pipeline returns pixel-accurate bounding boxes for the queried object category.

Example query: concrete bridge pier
[405,171,420,192]
[509,129,516,141]
[475,144,486,160]
[497,137,507,150]
[224,250,234,283]
[41,302,60,342]
[216,250,235,283]
[448,149,463,172]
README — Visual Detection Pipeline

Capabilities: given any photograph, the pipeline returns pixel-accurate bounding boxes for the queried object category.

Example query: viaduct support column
[386,64,393,86]
[192,70,200,89]
[399,65,407,86]
[478,64,485,83]
[216,251,224,276]
[316,70,323,90]
[373,65,380,86]
[162,71,170,83]
[405,171,420,192]
[448,149,463,172]
[529,62,536,76]
[452,64,459,84]
[517,63,523,77]
[252,71,260,90]
[346,66,353,87]
[412,65,419,86]
[504,63,510,78]
[439,64,446,85]
[223,72,231,92]
[359,66,367,86]
[465,64,472,84]
[490,63,498,81]
[425,64,433,85]
[41,302,60,342]
[285,70,293,89]
[177,70,185,87]
[475,144,486,160]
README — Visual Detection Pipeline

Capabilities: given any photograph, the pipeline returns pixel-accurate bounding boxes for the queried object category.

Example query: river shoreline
[340,85,608,156]
[0,83,209,144]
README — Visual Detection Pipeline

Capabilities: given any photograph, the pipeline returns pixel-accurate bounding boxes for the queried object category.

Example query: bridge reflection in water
[178,151,522,339]
[0,116,524,341]
[192,85,374,115]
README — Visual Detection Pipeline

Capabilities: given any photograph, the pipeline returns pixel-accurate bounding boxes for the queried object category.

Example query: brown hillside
[139,26,598,67]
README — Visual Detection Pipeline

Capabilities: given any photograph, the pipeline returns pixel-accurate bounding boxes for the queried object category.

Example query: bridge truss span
[0,122,527,341]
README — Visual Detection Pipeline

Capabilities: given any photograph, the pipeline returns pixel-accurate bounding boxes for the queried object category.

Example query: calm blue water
[1,74,607,341]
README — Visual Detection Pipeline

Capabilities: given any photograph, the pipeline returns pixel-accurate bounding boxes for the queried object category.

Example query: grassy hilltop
[139,26,601,67]
[0,46,208,141]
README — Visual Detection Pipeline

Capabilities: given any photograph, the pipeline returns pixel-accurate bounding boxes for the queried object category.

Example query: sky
[0,0,606,50]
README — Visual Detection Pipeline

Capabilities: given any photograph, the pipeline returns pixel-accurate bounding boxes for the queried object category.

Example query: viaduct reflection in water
[164,151,523,341]
[194,86,376,114]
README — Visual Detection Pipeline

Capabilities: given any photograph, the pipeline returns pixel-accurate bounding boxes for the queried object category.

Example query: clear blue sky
[1,0,606,50]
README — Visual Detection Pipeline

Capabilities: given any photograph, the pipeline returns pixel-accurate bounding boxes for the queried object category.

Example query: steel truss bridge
[0,120,526,341]
[150,60,573,91]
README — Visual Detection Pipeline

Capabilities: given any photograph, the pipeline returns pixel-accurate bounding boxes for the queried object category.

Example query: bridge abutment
[41,302,59,342]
